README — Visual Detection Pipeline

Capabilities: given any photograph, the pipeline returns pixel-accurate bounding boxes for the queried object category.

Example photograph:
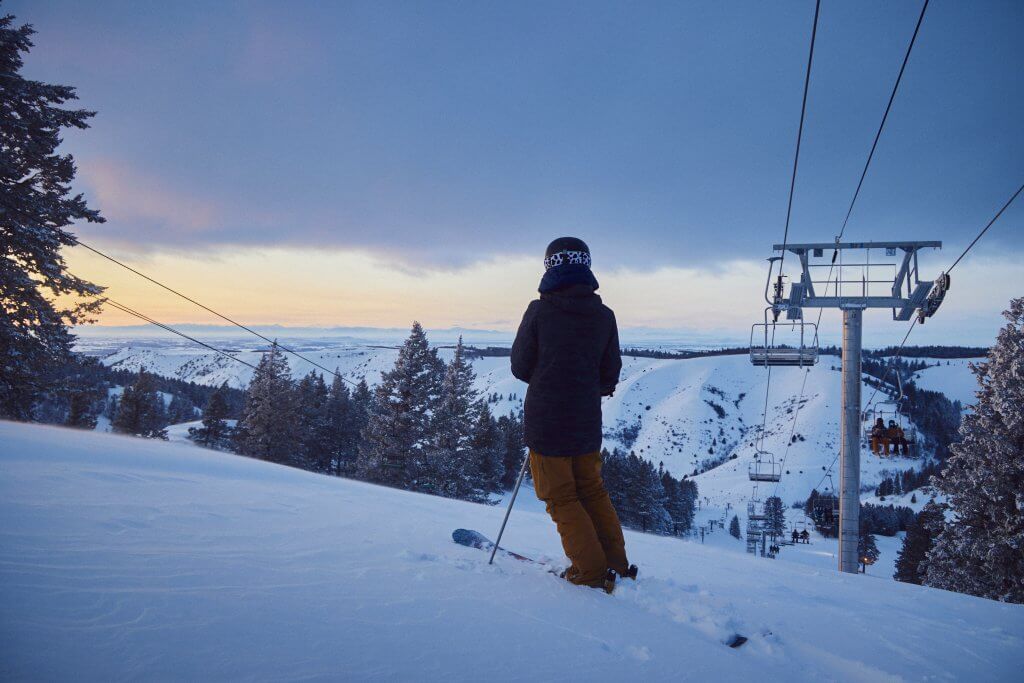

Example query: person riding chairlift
[870,417,890,456]
[887,419,909,456]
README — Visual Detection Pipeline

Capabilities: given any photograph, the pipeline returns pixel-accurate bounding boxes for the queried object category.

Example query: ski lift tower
[767,240,948,573]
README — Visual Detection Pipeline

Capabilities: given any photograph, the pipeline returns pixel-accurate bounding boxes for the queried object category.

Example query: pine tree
[65,389,97,429]
[111,368,167,439]
[925,298,1024,603]
[295,371,330,471]
[858,524,880,573]
[496,411,526,489]
[729,515,741,539]
[764,496,786,539]
[322,373,354,475]
[422,338,482,499]
[357,323,442,487]
[166,393,195,424]
[347,379,372,467]
[471,401,504,495]
[234,344,298,463]
[189,382,231,449]
[894,501,943,585]
[605,451,672,533]
[0,12,106,419]
[661,470,695,535]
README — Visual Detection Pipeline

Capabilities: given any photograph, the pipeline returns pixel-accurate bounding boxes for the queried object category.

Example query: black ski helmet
[543,236,591,271]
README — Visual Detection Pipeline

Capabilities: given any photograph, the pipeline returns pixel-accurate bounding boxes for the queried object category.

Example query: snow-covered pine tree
[470,401,504,495]
[624,452,672,534]
[661,470,695,535]
[189,382,232,449]
[0,12,106,420]
[166,393,195,424]
[925,297,1024,603]
[894,501,943,585]
[234,344,298,464]
[64,357,103,429]
[764,496,786,539]
[111,368,168,439]
[679,477,698,528]
[65,388,98,429]
[729,514,741,539]
[858,525,880,574]
[422,337,482,499]
[348,379,372,464]
[496,411,526,490]
[357,323,443,488]
[322,372,354,475]
[295,371,330,471]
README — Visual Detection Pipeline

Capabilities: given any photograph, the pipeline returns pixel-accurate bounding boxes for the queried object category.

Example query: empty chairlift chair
[750,315,819,368]
[748,451,782,482]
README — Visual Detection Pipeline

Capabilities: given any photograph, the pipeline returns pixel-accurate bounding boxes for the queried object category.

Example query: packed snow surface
[2,422,1021,681]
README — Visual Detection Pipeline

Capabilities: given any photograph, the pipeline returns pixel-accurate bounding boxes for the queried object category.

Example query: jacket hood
[538,263,599,295]
[540,283,603,314]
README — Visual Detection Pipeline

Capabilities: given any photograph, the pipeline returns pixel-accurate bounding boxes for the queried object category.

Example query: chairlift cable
[836,0,929,241]
[864,181,1022,412]
[753,0,821,458]
[102,297,260,371]
[771,365,811,497]
[810,0,929,348]
[821,182,1021,490]
[71,238,359,387]
[947,182,1024,274]
[778,0,820,275]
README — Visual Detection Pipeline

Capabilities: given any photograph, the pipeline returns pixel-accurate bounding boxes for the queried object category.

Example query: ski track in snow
[2,422,1022,681]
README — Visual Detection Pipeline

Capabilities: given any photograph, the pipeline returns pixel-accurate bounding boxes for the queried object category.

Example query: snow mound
[1,422,1021,681]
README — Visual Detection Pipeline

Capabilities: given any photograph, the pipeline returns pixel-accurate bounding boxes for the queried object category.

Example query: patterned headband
[544,250,591,270]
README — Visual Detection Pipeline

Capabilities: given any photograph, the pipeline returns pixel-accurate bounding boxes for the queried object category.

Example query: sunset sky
[11,0,1024,344]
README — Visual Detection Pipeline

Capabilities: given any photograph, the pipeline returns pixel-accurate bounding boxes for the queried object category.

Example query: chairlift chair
[750,310,819,368]
[862,373,916,455]
[747,500,767,521]
[748,451,782,482]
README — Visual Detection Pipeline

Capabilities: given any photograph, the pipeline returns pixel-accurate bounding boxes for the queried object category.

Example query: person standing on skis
[510,237,635,592]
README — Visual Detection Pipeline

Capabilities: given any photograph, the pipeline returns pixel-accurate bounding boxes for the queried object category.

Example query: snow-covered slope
[912,357,984,409]
[1,422,1020,681]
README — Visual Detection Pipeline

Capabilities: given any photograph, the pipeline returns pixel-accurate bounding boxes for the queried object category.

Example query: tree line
[600,448,697,536]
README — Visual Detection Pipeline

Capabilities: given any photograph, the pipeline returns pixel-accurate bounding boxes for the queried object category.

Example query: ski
[451,528,543,565]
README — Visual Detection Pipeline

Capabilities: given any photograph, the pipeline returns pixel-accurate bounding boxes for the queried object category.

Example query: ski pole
[489,449,530,565]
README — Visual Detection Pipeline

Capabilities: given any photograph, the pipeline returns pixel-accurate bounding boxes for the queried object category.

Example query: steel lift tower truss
[766,241,948,573]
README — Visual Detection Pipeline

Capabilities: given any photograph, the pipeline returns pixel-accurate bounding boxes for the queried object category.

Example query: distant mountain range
[74,323,748,348]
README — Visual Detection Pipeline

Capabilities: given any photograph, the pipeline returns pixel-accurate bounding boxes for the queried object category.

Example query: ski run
[2,421,1022,681]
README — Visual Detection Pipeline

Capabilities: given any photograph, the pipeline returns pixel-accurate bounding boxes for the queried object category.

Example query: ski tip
[452,528,488,546]
[726,634,748,649]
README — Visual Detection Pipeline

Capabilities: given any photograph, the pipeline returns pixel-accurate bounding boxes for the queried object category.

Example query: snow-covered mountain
[1,421,1020,680]
[90,339,981,509]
